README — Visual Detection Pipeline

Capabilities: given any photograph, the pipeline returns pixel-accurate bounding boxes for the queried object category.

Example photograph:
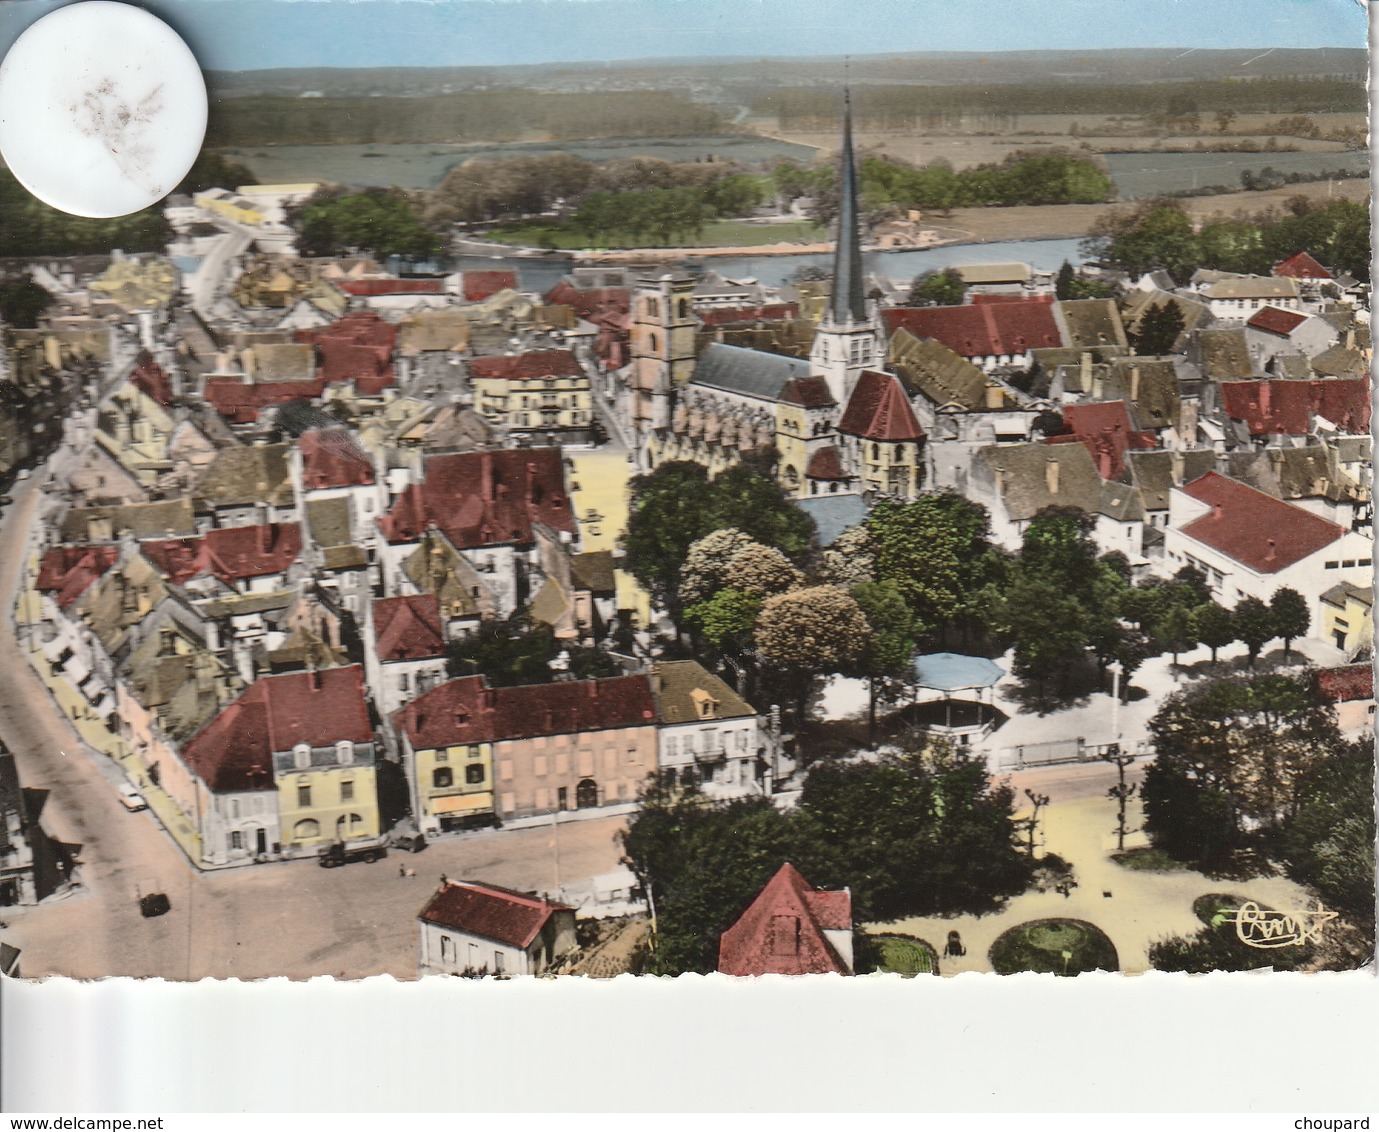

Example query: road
[0,474,626,980]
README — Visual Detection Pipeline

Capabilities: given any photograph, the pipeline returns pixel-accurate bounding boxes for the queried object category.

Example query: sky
[0,0,1368,72]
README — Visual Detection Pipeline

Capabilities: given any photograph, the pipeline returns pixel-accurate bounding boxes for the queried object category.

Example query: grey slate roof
[793,494,868,547]
[977,442,1103,522]
[1098,481,1145,522]
[690,342,810,402]
[1125,449,1219,511]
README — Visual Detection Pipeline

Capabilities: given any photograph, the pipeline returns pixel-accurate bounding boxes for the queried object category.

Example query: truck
[317,836,388,868]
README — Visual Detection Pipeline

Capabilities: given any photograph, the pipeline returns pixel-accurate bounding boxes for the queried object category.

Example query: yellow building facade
[276,751,381,851]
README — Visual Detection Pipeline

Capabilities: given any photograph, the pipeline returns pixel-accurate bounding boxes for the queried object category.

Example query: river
[451,236,1090,293]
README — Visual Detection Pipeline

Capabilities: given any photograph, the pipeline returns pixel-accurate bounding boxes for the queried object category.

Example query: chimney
[1345,328,1356,350]
[258,524,272,554]
[1259,382,1272,416]
[309,666,322,691]
[1079,351,1092,390]
[1045,456,1060,496]
[1098,444,1113,481]
[1130,366,1141,403]
[1213,503,1223,521]
[1265,538,1277,563]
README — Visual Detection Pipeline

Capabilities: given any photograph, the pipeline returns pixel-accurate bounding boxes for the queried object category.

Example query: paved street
[0,476,626,979]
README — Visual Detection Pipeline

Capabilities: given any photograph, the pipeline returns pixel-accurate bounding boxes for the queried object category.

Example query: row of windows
[437,934,507,973]
[295,779,356,808]
[292,741,358,770]
[665,730,751,756]
[291,815,366,841]
[1324,558,1372,569]
[432,765,486,789]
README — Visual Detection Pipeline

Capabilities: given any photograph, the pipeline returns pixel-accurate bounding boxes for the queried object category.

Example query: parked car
[318,838,387,868]
[117,783,148,812]
[391,831,426,853]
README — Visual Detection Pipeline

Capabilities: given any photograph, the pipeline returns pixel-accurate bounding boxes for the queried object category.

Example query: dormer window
[293,743,311,770]
[336,740,355,765]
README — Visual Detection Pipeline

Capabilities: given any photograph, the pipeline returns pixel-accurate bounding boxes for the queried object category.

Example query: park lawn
[871,934,937,976]
[484,218,827,250]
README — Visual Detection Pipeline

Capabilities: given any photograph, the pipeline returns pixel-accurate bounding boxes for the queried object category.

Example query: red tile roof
[717,863,852,976]
[1314,664,1374,704]
[36,545,119,610]
[1272,251,1332,280]
[183,665,372,792]
[205,376,326,424]
[373,594,446,663]
[542,281,630,321]
[1178,472,1343,573]
[467,350,582,383]
[1246,306,1310,336]
[142,523,302,586]
[1046,400,1157,480]
[130,352,174,407]
[394,673,656,750]
[969,293,1055,305]
[296,311,397,395]
[339,278,445,296]
[698,303,800,327]
[300,429,375,489]
[378,448,575,550]
[419,881,573,949]
[462,271,518,302]
[1219,378,1370,437]
[805,446,849,480]
[838,370,924,442]
[780,376,836,409]
[882,299,1063,359]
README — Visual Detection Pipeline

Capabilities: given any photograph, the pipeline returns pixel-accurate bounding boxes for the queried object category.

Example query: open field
[935,176,1371,243]
[763,111,1365,171]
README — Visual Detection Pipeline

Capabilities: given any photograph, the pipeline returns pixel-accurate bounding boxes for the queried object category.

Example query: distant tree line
[205,90,726,148]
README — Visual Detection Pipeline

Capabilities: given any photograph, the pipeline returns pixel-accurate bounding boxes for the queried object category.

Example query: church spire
[830,87,866,325]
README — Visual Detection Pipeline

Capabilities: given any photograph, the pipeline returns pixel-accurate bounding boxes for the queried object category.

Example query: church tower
[629,272,698,443]
[810,91,885,406]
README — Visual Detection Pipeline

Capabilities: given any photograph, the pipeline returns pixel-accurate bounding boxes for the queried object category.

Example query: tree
[293,187,441,259]
[679,527,755,606]
[1083,198,1202,283]
[1143,674,1339,866]
[1130,300,1185,356]
[1190,600,1236,664]
[707,462,815,558]
[798,744,1031,920]
[821,525,875,588]
[907,268,965,307]
[1055,260,1077,300]
[864,493,999,639]
[1153,603,1198,667]
[444,614,559,687]
[623,462,718,625]
[726,543,803,599]
[1103,746,1138,853]
[1269,587,1310,657]
[1234,596,1275,668]
[0,273,52,329]
[755,586,872,722]
[1150,921,1311,974]
[683,589,761,652]
[1274,740,1376,929]
[851,579,918,745]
